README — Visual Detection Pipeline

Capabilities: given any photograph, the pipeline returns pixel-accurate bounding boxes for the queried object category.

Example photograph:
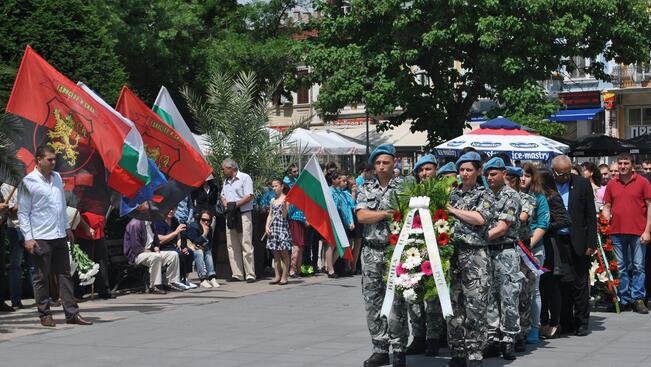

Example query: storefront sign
[559,91,602,109]
[630,125,651,138]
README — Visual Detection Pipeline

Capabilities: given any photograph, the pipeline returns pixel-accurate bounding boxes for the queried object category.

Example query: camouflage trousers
[486,247,523,344]
[516,262,537,342]
[361,245,409,353]
[447,246,491,361]
[408,297,445,340]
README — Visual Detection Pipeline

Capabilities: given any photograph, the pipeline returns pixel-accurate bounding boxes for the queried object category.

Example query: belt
[487,242,516,250]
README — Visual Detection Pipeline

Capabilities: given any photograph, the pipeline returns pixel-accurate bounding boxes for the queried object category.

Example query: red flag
[115,86,212,188]
[4,46,149,200]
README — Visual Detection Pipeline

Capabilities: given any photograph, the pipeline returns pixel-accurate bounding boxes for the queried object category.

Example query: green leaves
[304,0,651,144]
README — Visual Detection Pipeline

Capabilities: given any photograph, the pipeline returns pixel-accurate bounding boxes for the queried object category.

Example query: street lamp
[363,79,373,157]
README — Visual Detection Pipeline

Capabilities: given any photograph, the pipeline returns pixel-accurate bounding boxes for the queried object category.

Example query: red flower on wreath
[389,234,399,246]
[412,215,423,229]
[421,261,433,276]
[392,211,402,223]
[603,239,613,252]
[433,209,449,221]
[613,279,620,288]
[437,232,449,246]
[596,265,605,274]
[608,260,619,271]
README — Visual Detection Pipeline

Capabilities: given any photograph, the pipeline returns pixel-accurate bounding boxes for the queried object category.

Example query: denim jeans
[193,247,216,279]
[612,234,646,304]
[8,227,35,303]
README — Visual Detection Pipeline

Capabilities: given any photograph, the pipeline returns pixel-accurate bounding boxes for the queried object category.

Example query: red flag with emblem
[115,86,213,219]
[3,46,151,214]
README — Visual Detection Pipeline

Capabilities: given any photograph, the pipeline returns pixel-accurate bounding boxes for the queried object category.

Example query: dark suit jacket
[192,181,220,215]
[567,175,598,255]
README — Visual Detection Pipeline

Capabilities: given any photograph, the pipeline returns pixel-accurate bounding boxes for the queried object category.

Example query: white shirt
[1,183,19,228]
[221,170,254,212]
[18,169,69,241]
[145,220,154,249]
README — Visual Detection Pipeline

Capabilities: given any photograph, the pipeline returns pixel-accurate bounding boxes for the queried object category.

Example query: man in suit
[551,155,597,336]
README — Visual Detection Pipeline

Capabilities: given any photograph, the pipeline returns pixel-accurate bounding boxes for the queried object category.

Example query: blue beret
[368,143,396,165]
[484,157,506,171]
[506,166,523,177]
[437,162,458,176]
[413,154,437,175]
[455,151,481,169]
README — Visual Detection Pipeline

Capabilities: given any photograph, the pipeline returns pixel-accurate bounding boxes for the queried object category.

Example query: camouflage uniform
[486,184,523,344]
[517,191,537,342]
[356,176,409,354]
[408,297,445,340]
[447,183,494,361]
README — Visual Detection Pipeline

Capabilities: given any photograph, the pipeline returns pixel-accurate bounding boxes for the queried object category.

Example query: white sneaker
[171,281,189,291]
[184,280,198,289]
[209,278,220,288]
[200,279,212,288]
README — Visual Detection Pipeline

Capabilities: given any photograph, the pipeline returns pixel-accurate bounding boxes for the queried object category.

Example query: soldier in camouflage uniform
[505,166,538,352]
[356,144,408,367]
[446,151,494,367]
[483,157,523,361]
[406,154,445,357]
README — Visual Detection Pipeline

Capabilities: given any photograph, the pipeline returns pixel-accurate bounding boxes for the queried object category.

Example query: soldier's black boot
[482,342,500,358]
[392,352,406,367]
[405,336,426,355]
[448,357,467,367]
[363,352,390,367]
[424,338,439,357]
[467,360,483,367]
[500,342,517,360]
[514,338,526,352]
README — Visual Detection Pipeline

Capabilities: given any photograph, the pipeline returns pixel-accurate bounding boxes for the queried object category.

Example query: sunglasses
[200,218,211,222]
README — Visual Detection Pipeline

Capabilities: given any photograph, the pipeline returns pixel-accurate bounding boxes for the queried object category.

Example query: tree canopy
[302,0,651,143]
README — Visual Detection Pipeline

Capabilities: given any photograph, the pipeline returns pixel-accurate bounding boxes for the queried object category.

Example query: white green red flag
[286,155,353,260]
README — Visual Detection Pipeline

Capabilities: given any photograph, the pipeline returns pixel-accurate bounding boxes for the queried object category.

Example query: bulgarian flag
[286,155,353,260]
[5,46,150,198]
[152,86,209,165]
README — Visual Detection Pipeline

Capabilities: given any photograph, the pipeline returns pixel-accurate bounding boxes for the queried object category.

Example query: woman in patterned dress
[265,179,292,285]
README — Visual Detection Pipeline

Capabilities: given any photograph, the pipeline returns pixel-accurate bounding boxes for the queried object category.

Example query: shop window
[629,108,642,125]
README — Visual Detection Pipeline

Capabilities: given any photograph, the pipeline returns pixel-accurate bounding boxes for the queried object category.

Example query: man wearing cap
[405,154,445,358]
[482,157,522,361]
[356,144,408,367]
[446,151,494,367]
[504,166,538,352]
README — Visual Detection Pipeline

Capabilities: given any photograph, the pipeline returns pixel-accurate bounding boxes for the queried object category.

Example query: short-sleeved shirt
[449,182,494,246]
[604,172,651,235]
[221,170,254,212]
[487,184,522,245]
[355,176,403,244]
[154,217,180,250]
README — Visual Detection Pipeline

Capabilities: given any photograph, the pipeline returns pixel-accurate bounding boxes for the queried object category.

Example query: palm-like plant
[0,113,24,186]
[181,71,301,192]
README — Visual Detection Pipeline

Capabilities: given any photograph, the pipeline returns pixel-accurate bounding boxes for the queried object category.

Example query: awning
[547,108,604,122]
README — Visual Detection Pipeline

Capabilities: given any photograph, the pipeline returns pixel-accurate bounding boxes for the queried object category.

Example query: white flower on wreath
[410,272,423,285]
[403,288,418,303]
[405,247,420,258]
[435,219,449,234]
[597,271,608,284]
[397,274,413,289]
[403,256,422,270]
[390,222,401,234]
[589,260,599,286]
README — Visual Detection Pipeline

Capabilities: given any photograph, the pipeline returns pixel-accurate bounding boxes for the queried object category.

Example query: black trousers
[558,236,591,332]
[75,238,110,296]
[31,238,79,319]
[540,273,562,327]
[302,226,320,268]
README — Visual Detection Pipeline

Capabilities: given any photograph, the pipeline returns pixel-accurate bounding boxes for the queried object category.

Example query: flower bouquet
[70,243,100,286]
[385,177,456,306]
[589,211,620,312]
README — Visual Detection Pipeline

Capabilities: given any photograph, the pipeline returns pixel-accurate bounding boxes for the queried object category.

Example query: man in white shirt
[18,145,92,327]
[220,159,256,282]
